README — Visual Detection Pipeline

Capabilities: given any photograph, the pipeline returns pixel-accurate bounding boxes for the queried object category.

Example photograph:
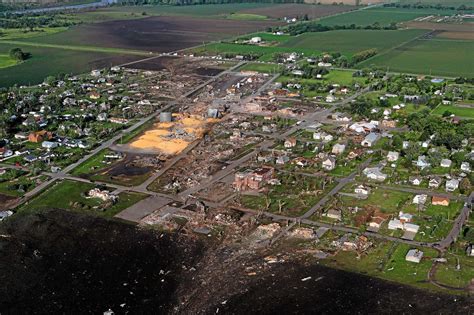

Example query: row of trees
[281,21,397,36]
[383,3,473,11]
[117,0,305,5]
[0,15,76,30]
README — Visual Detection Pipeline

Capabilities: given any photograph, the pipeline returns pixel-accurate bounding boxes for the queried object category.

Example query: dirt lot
[405,21,474,34]
[241,3,355,19]
[41,16,282,53]
[404,22,474,40]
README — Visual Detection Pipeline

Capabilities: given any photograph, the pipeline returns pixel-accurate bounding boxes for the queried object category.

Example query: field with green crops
[0,54,17,69]
[317,7,464,26]
[358,38,474,77]
[280,29,427,56]
[0,42,140,87]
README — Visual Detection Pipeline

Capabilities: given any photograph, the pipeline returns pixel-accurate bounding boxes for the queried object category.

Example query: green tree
[9,48,29,61]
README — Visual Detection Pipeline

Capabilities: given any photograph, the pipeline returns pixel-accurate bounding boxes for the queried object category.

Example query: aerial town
[0,0,472,313]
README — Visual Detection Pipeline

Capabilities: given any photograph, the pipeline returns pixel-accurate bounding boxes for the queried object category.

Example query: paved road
[436,192,473,251]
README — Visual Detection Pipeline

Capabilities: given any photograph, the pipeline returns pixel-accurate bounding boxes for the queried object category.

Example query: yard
[18,180,147,218]
[239,173,334,217]
[321,240,441,291]
[431,104,474,119]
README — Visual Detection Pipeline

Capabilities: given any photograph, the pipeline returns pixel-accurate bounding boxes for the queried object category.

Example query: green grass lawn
[382,243,438,286]
[359,38,474,77]
[70,149,111,177]
[321,241,440,291]
[431,104,474,119]
[0,27,68,40]
[18,180,101,213]
[340,188,415,214]
[18,179,147,218]
[0,54,16,69]
[193,42,315,61]
[239,62,283,73]
[239,32,291,43]
[435,251,474,289]
[240,174,334,217]
[281,29,427,57]
[227,13,268,21]
[0,174,48,197]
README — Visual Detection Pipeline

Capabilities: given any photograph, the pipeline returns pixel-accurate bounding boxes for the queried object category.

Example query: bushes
[9,48,30,62]
[351,48,377,64]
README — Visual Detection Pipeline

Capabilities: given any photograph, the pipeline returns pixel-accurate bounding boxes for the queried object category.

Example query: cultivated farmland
[18,16,281,53]
[280,29,428,56]
[317,7,460,26]
[0,43,142,87]
[358,38,474,77]
[239,3,355,19]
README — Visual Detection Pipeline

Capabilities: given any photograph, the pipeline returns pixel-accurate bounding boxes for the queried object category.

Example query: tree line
[117,0,306,5]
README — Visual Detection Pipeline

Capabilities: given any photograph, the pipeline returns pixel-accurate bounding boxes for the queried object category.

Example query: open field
[404,22,474,40]
[240,3,355,19]
[17,16,281,53]
[358,38,474,77]
[397,0,473,5]
[0,42,141,87]
[281,29,427,56]
[87,3,354,20]
[18,179,148,217]
[92,3,277,19]
[0,54,17,69]
[317,7,446,26]
[431,104,474,118]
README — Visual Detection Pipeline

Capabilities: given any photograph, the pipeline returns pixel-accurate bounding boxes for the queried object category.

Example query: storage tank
[159,112,172,122]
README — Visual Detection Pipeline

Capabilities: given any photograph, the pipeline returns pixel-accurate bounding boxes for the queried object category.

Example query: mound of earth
[0,210,471,314]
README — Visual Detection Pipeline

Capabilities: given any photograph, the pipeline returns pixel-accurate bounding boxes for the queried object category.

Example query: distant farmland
[0,43,142,87]
[280,29,427,56]
[358,38,474,77]
[316,7,462,26]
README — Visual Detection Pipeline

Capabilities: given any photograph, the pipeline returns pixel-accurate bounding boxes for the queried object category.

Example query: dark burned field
[0,210,471,314]
[26,16,283,52]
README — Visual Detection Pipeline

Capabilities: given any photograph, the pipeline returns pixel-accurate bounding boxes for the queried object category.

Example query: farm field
[17,16,281,53]
[358,38,474,77]
[192,42,315,61]
[239,3,355,19]
[316,7,450,27]
[281,29,427,56]
[0,54,17,69]
[0,42,141,87]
